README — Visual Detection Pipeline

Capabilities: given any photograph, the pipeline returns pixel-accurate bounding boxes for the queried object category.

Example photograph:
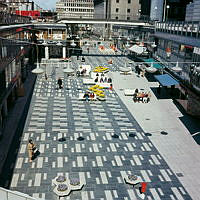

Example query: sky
[34,0,56,10]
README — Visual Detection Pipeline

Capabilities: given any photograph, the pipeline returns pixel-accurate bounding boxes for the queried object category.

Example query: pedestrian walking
[57,77,63,89]
[27,139,35,163]
[45,73,48,80]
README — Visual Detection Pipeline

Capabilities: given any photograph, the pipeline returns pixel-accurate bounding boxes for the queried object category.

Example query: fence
[0,187,40,200]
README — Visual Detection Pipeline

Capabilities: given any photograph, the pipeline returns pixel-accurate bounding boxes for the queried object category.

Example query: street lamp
[166,5,170,21]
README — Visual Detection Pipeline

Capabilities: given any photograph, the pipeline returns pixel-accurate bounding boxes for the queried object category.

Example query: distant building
[185,0,200,21]
[150,0,192,22]
[94,0,106,19]
[106,0,141,21]
[56,0,94,19]
[140,0,151,20]
[150,0,164,21]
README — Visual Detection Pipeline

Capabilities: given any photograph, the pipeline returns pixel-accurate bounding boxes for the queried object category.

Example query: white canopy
[128,45,146,55]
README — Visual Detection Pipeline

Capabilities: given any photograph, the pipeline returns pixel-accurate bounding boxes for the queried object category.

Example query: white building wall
[56,0,94,19]
[110,0,141,21]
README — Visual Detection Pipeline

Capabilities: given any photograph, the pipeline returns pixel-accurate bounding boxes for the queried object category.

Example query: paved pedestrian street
[10,45,194,200]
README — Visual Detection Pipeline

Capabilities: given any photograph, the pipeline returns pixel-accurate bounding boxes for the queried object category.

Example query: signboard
[193,47,200,55]
[53,34,63,40]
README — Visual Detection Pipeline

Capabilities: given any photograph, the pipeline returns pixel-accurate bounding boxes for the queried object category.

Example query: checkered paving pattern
[10,44,192,200]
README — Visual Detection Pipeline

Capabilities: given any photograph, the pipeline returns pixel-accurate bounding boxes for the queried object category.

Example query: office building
[150,0,192,21]
[56,0,94,19]
[106,0,141,21]
[186,0,200,21]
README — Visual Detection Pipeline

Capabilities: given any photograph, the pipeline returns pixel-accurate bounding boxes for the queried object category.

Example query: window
[127,16,130,20]
[116,8,119,13]
[116,16,118,20]
[128,0,131,3]
[127,9,130,13]
[116,0,119,3]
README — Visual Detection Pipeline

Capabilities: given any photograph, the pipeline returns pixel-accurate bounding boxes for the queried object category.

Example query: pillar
[45,46,49,59]
[63,46,66,58]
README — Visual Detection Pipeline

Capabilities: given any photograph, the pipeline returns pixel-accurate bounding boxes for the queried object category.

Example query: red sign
[16,28,23,32]
[16,10,40,19]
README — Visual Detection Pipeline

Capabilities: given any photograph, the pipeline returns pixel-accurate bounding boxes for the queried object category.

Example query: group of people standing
[94,73,112,83]
[133,89,151,103]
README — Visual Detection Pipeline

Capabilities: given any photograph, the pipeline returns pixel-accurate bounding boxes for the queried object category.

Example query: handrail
[0,187,41,200]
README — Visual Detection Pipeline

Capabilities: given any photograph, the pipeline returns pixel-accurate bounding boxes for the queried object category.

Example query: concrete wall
[110,0,140,20]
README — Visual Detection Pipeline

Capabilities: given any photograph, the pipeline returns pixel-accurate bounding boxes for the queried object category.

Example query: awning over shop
[154,74,179,86]
[128,45,146,55]
[142,58,164,69]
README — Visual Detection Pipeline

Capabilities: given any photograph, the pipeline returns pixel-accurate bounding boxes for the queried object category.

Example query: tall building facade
[107,0,141,21]
[185,0,200,21]
[56,0,94,19]
[140,0,151,20]
[150,0,191,21]
[150,0,163,21]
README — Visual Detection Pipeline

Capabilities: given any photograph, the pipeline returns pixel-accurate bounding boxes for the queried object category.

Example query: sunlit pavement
[10,42,200,200]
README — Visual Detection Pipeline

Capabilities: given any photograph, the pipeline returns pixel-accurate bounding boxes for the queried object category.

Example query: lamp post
[166,5,170,21]
[63,40,78,74]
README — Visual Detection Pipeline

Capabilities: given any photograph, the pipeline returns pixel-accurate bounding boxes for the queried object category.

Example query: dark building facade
[140,0,151,19]
[150,0,192,21]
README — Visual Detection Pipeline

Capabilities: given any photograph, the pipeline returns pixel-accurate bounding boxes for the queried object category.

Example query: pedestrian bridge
[55,18,154,27]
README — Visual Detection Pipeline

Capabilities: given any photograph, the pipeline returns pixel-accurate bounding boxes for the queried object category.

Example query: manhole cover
[77,136,84,141]
[119,89,124,91]
[58,137,66,142]
[145,118,150,120]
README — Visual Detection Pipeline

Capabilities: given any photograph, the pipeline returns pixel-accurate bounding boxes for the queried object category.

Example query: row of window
[116,8,131,13]
[115,16,131,20]
[57,8,94,12]
[64,3,93,7]
[116,0,131,3]
[61,0,93,2]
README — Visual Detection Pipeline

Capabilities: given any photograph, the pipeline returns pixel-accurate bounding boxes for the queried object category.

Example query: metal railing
[155,21,200,38]
[0,37,30,71]
[0,11,31,26]
[0,187,39,200]
[55,13,151,23]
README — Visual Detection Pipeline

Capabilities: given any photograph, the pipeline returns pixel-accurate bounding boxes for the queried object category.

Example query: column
[2,101,8,117]
[63,46,66,58]
[45,46,49,59]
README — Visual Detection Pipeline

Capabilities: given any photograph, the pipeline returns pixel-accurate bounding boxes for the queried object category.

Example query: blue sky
[34,0,56,10]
